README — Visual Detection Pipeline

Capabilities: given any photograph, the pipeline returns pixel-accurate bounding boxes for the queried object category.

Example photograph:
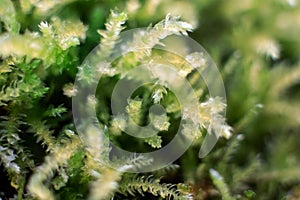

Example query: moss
[1,0,300,199]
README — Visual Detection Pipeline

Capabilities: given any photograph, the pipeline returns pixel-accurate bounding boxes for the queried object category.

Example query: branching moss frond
[118,175,190,200]
[27,134,81,200]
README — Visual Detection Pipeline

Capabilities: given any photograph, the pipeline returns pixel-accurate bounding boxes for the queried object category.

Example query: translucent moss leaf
[51,17,87,50]
[145,135,162,148]
[126,99,143,124]
[97,9,128,58]
[152,85,167,104]
[44,104,67,118]
[209,168,234,200]
[118,175,188,199]
[150,112,170,131]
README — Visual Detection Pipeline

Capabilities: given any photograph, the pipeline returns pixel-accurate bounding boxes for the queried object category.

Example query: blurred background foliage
[1,0,300,199]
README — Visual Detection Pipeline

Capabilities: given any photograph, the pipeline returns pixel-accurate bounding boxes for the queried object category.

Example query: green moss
[1,0,300,199]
